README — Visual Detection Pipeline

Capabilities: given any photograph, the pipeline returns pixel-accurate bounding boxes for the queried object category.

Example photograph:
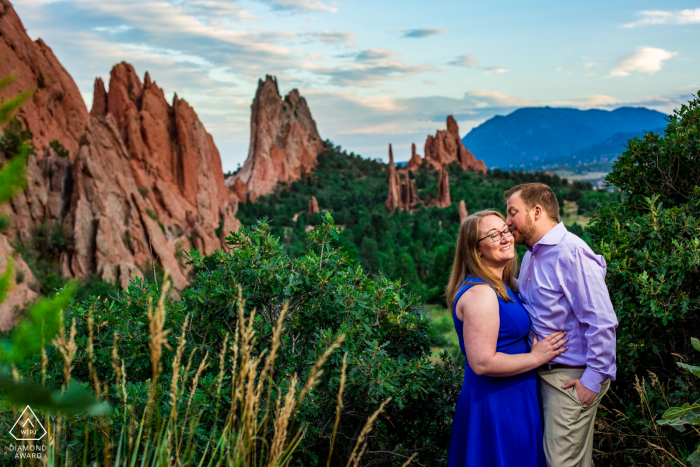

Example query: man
[505,183,617,467]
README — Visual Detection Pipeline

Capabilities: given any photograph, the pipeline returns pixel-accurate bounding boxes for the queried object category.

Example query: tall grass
[2,280,406,467]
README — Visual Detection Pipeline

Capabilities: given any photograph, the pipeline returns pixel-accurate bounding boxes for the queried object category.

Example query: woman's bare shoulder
[455,283,498,319]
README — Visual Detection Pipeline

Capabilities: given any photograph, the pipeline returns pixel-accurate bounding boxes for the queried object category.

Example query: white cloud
[550,95,621,109]
[449,54,479,67]
[303,30,356,46]
[484,66,508,75]
[466,90,531,107]
[400,28,448,38]
[622,8,700,28]
[301,50,431,87]
[449,54,508,75]
[259,0,337,13]
[355,49,399,61]
[610,47,677,77]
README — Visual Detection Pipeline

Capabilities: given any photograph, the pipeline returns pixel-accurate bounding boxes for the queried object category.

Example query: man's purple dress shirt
[517,222,618,393]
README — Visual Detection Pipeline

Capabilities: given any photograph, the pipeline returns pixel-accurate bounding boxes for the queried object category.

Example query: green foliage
[237,143,611,307]
[0,118,34,160]
[658,339,700,466]
[15,215,460,465]
[145,208,159,221]
[182,214,461,465]
[588,93,700,379]
[48,139,69,158]
[138,185,149,197]
[607,96,699,209]
[588,90,700,464]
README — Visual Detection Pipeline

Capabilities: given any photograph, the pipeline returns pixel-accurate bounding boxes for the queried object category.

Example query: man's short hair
[504,183,560,222]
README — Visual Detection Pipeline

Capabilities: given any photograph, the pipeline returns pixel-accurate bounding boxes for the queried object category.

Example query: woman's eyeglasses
[477,228,513,243]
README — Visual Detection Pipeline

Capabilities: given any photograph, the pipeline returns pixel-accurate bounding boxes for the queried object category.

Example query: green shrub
[138,186,149,198]
[588,90,700,464]
[21,214,460,465]
[48,139,69,158]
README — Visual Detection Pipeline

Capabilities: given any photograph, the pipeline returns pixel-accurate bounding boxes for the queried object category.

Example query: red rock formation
[0,1,88,157]
[424,116,486,173]
[0,235,38,330]
[405,143,423,171]
[434,165,451,208]
[385,144,423,213]
[0,1,241,322]
[459,200,468,223]
[230,76,323,200]
[385,144,401,213]
[308,195,320,215]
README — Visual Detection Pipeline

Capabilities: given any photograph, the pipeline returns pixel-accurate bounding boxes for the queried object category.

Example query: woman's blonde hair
[445,210,519,309]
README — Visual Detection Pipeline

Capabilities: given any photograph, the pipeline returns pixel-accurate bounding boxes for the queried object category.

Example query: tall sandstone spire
[434,165,451,208]
[230,76,323,200]
[385,144,401,213]
[0,1,240,327]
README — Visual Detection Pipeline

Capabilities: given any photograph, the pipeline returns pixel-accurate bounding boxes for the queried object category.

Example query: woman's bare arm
[457,284,567,377]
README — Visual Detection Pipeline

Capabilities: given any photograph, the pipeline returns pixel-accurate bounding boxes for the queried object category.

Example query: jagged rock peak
[228,75,323,200]
[0,8,239,326]
[459,200,468,223]
[0,0,88,156]
[406,142,423,171]
[308,195,320,215]
[424,116,487,173]
[90,78,108,118]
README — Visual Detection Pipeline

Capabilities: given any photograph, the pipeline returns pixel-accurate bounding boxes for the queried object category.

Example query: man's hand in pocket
[562,378,597,405]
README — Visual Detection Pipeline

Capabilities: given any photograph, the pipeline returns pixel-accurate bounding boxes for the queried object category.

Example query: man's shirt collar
[529,222,567,252]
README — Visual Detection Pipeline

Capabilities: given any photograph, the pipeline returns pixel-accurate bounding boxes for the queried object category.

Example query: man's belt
[538,364,587,371]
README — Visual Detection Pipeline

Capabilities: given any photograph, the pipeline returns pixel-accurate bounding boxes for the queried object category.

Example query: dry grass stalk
[345,398,392,467]
[296,334,346,410]
[177,351,209,456]
[41,345,47,387]
[268,375,299,466]
[400,453,418,466]
[52,316,77,389]
[145,277,173,424]
[87,307,102,399]
[168,313,190,420]
[258,303,289,439]
[327,353,348,467]
[212,333,229,431]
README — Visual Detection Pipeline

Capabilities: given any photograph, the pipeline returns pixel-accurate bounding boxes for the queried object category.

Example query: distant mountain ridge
[462,106,668,169]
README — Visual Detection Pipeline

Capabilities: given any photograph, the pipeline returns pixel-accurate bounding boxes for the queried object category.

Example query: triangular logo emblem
[9,406,46,441]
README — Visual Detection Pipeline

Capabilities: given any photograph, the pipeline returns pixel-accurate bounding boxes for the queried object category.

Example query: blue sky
[13,0,700,171]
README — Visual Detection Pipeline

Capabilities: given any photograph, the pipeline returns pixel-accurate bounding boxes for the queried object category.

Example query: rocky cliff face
[0,1,239,327]
[425,116,486,173]
[229,76,323,201]
[0,2,88,157]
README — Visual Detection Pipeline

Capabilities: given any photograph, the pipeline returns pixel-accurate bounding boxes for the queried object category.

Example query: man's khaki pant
[538,368,610,467]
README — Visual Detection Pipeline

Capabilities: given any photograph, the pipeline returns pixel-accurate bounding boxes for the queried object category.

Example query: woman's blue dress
[447,277,546,467]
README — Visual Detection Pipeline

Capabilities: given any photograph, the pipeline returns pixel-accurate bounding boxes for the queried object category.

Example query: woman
[446,210,568,467]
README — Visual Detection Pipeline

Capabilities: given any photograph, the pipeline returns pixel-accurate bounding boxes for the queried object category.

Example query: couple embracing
[446,183,618,467]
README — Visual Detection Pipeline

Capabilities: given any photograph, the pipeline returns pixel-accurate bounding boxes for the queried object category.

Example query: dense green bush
[20,214,461,466]
[588,91,700,464]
